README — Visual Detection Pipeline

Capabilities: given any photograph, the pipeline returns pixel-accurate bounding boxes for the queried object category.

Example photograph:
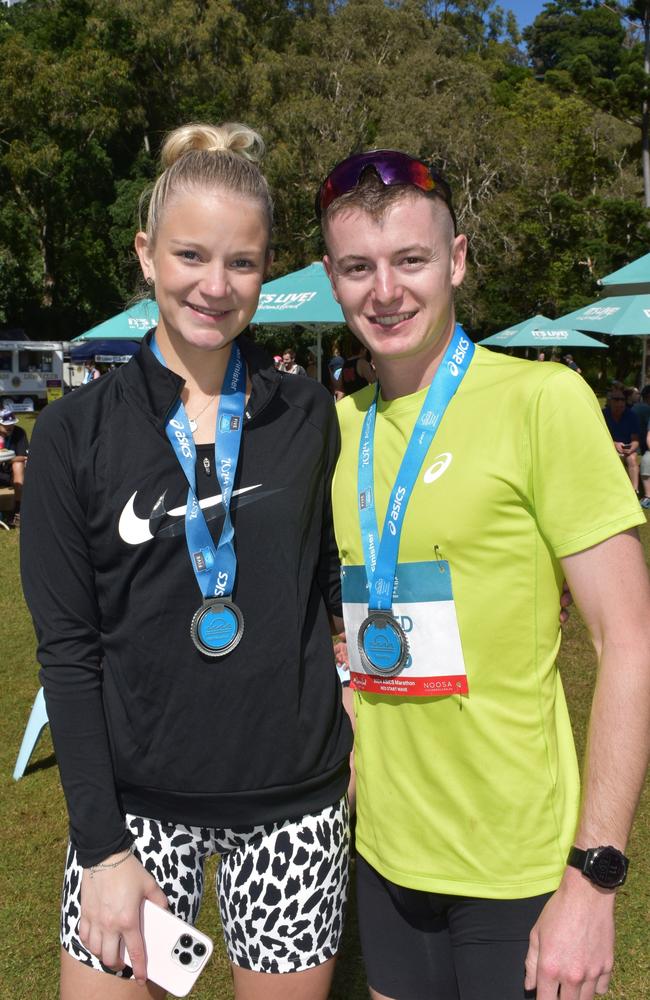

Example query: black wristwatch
[567,845,629,889]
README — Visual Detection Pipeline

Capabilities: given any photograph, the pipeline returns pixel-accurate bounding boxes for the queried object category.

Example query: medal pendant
[358,611,409,677]
[191,599,244,658]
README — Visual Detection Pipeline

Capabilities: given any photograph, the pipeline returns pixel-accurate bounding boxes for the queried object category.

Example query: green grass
[1,517,648,999]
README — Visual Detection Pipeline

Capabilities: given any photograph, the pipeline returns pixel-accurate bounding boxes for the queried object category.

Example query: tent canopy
[479,314,607,349]
[550,295,650,337]
[598,253,650,296]
[252,262,344,325]
[70,339,142,361]
[74,300,158,341]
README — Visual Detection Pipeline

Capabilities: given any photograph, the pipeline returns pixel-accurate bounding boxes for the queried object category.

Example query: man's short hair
[322,173,455,248]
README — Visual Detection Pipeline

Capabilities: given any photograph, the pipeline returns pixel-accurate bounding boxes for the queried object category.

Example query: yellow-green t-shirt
[333,349,645,899]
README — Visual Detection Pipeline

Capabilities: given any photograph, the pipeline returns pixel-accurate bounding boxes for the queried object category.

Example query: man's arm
[10,453,25,481]
[525,528,650,1000]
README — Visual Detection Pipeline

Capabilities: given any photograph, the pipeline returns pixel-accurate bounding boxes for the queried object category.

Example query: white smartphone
[122,899,214,997]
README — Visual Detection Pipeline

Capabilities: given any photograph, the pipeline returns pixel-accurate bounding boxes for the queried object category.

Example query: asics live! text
[324,152,650,1000]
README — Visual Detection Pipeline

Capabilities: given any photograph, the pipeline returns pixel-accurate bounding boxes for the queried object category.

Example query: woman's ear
[135,232,154,284]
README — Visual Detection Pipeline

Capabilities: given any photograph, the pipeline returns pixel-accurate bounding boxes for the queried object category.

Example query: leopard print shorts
[61,797,349,976]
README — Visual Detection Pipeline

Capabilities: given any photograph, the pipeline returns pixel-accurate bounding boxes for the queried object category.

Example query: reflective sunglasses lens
[407,160,436,192]
[317,151,453,220]
[319,156,370,212]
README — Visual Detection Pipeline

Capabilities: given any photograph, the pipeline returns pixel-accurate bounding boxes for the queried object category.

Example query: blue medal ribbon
[358,325,474,614]
[151,336,246,603]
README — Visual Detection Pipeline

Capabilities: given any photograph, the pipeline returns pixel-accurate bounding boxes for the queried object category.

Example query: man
[603,382,640,494]
[0,406,28,526]
[316,150,650,1000]
[280,347,306,375]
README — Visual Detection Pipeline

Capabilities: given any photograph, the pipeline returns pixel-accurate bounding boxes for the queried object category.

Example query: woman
[334,334,376,400]
[21,122,352,1000]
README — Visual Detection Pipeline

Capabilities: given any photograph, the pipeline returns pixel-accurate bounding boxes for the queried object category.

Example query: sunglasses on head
[315,150,457,232]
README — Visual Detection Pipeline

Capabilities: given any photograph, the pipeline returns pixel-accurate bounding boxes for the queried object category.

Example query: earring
[146,276,154,287]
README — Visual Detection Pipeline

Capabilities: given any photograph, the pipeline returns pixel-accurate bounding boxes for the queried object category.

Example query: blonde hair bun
[161,122,265,169]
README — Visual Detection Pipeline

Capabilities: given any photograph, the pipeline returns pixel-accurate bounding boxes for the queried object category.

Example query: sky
[504,0,548,29]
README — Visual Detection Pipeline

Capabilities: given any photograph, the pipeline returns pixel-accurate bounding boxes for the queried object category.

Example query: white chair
[13,688,50,780]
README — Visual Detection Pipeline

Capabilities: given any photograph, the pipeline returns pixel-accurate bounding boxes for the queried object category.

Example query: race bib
[341,560,468,697]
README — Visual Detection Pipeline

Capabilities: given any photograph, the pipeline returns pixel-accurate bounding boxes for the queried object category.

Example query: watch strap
[567,846,589,873]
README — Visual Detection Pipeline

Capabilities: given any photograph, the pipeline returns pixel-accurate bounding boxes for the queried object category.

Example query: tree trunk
[641,5,650,208]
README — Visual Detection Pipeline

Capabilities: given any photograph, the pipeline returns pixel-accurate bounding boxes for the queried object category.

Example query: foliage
[0,0,647,359]
[524,0,650,129]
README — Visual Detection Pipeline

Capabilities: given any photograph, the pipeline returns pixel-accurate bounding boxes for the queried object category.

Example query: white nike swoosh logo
[118,485,262,545]
[423,453,452,484]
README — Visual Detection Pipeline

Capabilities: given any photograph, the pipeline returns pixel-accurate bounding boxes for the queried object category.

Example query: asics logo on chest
[423,452,453,484]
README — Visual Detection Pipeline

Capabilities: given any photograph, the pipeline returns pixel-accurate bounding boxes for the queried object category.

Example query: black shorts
[356,855,552,1000]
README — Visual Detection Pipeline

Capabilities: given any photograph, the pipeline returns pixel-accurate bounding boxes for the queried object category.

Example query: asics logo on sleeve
[119,485,261,545]
[423,453,452,484]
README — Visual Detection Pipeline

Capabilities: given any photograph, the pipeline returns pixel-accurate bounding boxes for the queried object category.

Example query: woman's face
[136,186,270,355]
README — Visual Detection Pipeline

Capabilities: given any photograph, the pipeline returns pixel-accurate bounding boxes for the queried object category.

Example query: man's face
[324,194,466,374]
[282,351,294,366]
[608,390,626,416]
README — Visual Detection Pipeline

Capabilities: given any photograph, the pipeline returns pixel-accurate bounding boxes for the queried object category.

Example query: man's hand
[559,580,573,625]
[333,634,349,672]
[525,868,615,999]
[79,852,168,985]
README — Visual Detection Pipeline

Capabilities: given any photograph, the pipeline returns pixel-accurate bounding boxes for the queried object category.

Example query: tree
[0,0,646,354]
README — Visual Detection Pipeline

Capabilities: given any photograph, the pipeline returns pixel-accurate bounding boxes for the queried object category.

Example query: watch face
[591,848,627,887]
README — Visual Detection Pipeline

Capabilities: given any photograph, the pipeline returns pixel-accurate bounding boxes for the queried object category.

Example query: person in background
[0,406,27,527]
[272,353,282,369]
[280,347,306,375]
[317,147,650,1000]
[631,384,649,432]
[21,121,352,1000]
[305,345,318,379]
[562,353,582,374]
[603,382,640,494]
[335,334,376,400]
[83,359,101,383]
[634,385,650,509]
[327,340,345,391]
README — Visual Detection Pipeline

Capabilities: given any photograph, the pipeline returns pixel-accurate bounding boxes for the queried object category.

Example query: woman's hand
[79,851,168,986]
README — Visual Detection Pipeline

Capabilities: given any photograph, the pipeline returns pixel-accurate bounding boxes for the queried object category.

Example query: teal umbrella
[252,261,345,379]
[551,295,650,337]
[479,314,606,349]
[73,299,159,341]
[252,262,344,325]
[551,294,650,386]
[598,253,650,296]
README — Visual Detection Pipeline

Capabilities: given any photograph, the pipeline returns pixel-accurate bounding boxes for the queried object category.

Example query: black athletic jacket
[21,334,352,867]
